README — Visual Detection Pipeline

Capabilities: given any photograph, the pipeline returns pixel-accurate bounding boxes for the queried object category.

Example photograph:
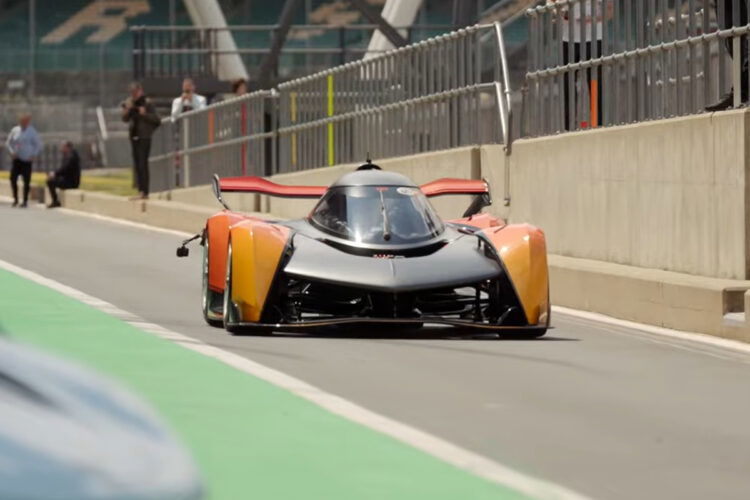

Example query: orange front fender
[482,224,549,326]
[206,211,249,293]
[229,221,291,323]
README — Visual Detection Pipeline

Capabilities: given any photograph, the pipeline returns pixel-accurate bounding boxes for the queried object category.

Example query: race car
[177,162,550,337]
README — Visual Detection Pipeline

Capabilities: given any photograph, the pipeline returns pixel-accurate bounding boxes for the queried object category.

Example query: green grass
[0,168,137,196]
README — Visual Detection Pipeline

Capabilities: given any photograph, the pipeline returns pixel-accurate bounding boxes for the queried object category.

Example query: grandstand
[0,0,527,101]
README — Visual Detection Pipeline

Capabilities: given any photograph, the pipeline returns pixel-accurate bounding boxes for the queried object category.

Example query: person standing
[121,82,160,199]
[45,141,80,208]
[706,0,749,111]
[5,113,42,208]
[170,77,207,120]
[549,0,613,130]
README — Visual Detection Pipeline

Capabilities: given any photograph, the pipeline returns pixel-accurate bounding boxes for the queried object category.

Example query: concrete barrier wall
[491,110,750,280]
[549,254,750,342]
[153,184,259,213]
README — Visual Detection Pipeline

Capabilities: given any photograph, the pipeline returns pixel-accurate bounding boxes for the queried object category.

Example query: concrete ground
[1,200,749,500]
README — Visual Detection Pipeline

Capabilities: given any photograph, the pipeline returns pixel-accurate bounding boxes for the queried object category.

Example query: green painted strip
[0,269,531,500]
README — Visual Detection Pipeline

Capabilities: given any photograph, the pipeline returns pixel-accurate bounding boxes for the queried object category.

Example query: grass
[0,168,137,197]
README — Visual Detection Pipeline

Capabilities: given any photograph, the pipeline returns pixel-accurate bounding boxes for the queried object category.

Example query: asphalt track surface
[1,201,750,500]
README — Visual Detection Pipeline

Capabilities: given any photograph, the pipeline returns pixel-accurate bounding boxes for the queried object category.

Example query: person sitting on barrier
[171,77,207,120]
[5,112,42,208]
[45,141,80,209]
[706,0,749,111]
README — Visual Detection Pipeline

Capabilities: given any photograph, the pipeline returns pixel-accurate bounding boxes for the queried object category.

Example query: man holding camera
[121,82,160,199]
[170,77,206,120]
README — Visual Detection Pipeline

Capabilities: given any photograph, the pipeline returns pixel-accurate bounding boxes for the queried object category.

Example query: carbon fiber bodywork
[253,221,535,332]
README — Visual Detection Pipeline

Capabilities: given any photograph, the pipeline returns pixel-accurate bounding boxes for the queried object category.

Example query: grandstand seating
[0,0,175,72]
[0,0,472,75]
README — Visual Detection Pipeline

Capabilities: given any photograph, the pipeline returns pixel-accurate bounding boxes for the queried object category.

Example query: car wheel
[202,235,223,328]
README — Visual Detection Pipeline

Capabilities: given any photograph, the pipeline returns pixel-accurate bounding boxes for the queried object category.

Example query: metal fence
[523,0,750,136]
[147,22,513,189]
[132,25,454,81]
[149,90,276,192]
[277,23,513,172]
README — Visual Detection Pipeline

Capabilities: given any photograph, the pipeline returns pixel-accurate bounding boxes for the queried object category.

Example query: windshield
[310,185,445,245]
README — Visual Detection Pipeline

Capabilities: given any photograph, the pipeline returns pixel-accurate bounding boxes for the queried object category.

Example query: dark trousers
[716,0,749,96]
[563,41,603,130]
[130,137,151,196]
[46,176,77,205]
[10,159,32,204]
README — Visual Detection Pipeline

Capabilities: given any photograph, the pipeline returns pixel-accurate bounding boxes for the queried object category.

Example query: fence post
[182,117,190,187]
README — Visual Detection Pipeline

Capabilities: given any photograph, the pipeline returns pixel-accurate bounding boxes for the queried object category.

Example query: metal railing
[523,0,750,136]
[147,22,513,189]
[277,23,513,172]
[149,90,276,192]
[132,24,454,81]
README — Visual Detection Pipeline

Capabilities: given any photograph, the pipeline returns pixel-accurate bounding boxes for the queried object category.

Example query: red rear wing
[219,176,327,198]
[419,178,489,197]
[218,176,489,199]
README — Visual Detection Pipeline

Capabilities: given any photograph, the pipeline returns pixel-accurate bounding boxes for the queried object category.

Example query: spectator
[5,112,42,208]
[550,0,613,130]
[121,82,160,200]
[706,1,749,111]
[171,77,207,119]
[232,78,247,97]
[46,141,80,209]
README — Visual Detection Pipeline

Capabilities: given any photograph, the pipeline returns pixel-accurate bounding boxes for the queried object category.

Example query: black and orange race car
[177,163,550,337]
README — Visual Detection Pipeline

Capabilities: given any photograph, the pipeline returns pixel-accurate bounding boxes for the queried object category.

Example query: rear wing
[419,179,489,197]
[217,175,326,198]
[212,174,490,216]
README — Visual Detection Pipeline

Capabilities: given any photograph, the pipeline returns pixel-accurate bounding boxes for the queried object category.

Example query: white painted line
[56,207,195,238]
[0,258,590,500]
[553,306,750,356]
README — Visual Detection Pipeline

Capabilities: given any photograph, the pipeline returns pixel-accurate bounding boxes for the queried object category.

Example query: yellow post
[290,92,297,168]
[327,74,334,166]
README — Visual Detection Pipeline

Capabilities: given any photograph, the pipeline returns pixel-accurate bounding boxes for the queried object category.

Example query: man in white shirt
[170,77,207,120]
[5,113,43,208]
[549,0,613,129]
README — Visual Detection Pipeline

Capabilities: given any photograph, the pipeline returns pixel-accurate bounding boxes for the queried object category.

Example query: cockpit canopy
[310,185,445,246]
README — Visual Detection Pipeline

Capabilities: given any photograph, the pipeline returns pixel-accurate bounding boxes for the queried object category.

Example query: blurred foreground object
[0,336,203,500]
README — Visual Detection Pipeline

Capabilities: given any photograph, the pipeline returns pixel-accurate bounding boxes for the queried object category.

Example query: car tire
[202,234,224,328]
[503,300,550,339]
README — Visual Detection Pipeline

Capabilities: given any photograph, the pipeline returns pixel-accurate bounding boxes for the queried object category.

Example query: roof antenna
[357,153,381,171]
